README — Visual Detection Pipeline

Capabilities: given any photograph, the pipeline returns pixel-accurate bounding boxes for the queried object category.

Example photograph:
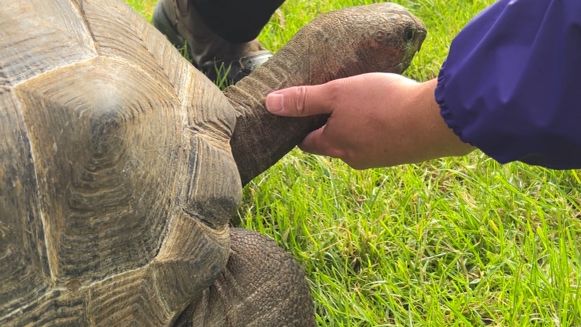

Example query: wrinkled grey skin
[0,0,425,326]
[228,3,426,185]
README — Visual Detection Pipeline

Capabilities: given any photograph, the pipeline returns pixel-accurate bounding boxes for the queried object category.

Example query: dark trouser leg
[191,0,285,43]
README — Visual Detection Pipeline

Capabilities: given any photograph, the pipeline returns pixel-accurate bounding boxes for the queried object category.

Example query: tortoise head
[224,2,427,184]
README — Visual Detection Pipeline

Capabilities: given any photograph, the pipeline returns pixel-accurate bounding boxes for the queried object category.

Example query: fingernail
[266,93,284,113]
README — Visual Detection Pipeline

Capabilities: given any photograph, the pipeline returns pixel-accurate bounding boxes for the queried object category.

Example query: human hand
[265,73,473,169]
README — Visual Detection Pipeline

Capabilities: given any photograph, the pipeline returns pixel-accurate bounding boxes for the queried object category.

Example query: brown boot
[153,0,272,85]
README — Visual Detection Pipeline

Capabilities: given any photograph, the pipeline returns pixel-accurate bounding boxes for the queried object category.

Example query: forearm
[436,0,581,169]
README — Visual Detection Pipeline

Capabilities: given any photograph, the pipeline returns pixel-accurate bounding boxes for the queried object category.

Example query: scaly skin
[226,3,426,185]
[174,229,315,327]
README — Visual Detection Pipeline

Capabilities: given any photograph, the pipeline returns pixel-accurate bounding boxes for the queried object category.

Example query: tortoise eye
[404,27,415,42]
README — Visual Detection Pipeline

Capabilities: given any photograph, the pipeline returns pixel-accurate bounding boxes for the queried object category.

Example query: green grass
[128,0,581,325]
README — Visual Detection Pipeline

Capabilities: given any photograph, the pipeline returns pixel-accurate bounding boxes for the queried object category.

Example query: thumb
[265,84,335,117]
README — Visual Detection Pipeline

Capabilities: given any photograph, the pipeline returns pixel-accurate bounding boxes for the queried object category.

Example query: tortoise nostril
[404,27,415,42]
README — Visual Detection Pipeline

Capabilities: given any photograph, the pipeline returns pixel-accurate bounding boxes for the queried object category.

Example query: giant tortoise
[0,0,425,325]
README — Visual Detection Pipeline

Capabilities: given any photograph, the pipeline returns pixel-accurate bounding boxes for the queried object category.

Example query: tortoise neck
[224,46,327,185]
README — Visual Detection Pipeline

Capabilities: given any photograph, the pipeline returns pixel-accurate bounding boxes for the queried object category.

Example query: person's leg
[153,0,284,84]
[193,0,285,43]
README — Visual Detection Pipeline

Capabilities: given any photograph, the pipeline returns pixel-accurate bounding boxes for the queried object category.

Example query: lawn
[127,0,581,325]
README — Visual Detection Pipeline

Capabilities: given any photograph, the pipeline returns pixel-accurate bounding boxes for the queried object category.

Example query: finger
[265,83,335,117]
[299,125,346,159]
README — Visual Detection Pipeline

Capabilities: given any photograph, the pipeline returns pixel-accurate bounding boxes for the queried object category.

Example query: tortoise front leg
[174,229,315,327]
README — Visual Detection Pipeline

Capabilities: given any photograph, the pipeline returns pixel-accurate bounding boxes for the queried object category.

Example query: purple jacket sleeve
[435,0,581,169]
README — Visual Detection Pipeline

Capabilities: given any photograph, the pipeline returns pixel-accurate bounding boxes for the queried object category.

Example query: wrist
[408,79,473,161]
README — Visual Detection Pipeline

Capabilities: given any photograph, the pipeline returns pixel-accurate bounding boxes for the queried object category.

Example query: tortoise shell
[0,0,240,324]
